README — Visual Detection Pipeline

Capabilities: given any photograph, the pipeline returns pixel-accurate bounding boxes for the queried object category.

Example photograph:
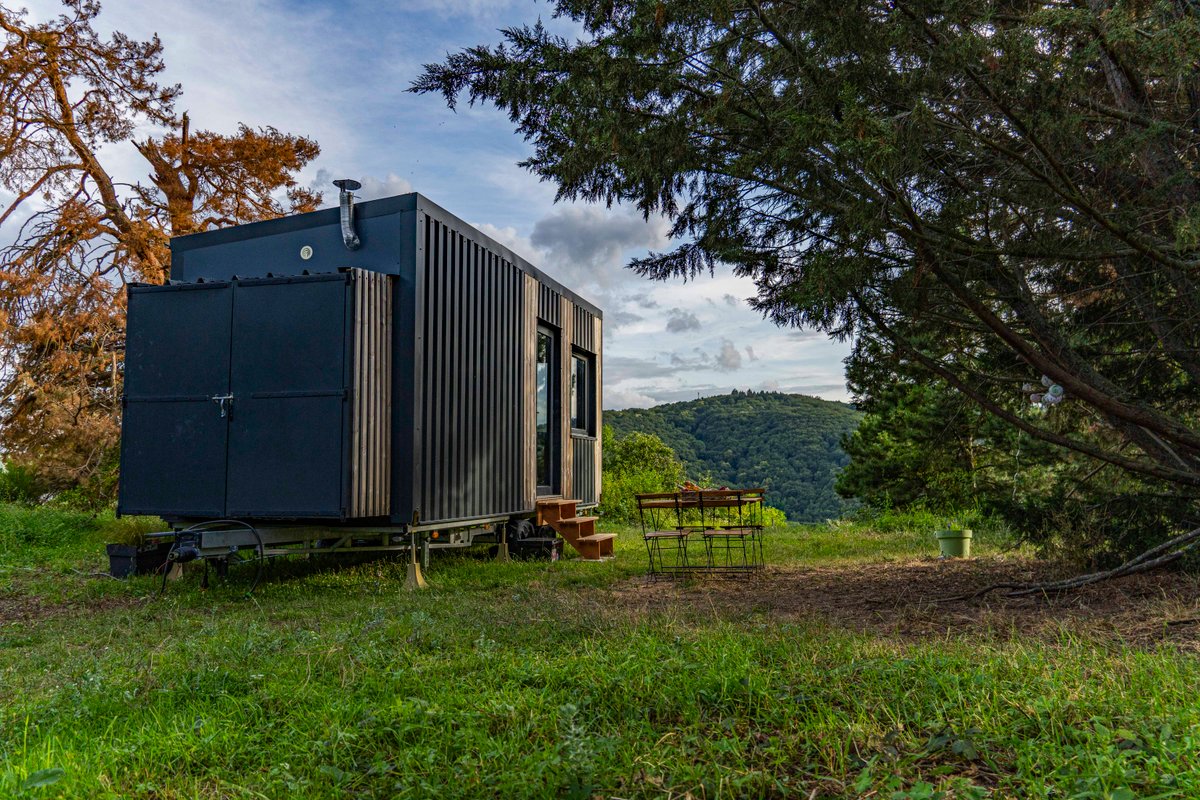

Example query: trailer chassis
[148,515,513,595]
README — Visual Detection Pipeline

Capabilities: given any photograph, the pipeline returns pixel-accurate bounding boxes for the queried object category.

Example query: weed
[0,504,1194,799]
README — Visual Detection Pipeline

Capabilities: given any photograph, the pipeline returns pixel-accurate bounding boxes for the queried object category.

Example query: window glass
[536,330,553,488]
[571,353,589,432]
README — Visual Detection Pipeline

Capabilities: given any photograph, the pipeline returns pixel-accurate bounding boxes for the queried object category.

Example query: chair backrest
[635,488,767,530]
[635,492,677,508]
[636,492,678,532]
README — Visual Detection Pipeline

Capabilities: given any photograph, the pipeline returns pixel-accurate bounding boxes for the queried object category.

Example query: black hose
[155,520,264,598]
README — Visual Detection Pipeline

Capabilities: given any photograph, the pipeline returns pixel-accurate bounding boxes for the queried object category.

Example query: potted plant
[935,521,973,559]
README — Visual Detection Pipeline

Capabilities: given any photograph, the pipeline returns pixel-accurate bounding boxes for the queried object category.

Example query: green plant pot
[935,528,972,558]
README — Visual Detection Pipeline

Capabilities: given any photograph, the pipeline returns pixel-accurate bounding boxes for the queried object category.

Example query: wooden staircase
[536,498,615,561]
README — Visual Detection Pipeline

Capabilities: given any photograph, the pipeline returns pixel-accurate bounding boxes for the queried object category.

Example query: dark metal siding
[131,192,605,528]
[572,305,596,351]
[418,214,525,524]
[572,437,597,505]
[538,284,561,327]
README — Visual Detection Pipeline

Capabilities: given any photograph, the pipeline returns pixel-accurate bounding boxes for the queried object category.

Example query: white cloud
[530,205,670,289]
[665,308,701,333]
[356,173,414,201]
[716,340,743,371]
[311,169,413,206]
[604,387,658,409]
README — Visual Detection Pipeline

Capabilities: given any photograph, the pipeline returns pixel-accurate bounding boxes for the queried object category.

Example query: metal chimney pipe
[333,178,362,250]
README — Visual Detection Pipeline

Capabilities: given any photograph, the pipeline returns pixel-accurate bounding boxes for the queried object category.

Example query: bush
[761,505,789,528]
[0,503,166,552]
[0,463,48,505]
[598,426,687,522]
[0,504,99,551]
[844,504,1014,542]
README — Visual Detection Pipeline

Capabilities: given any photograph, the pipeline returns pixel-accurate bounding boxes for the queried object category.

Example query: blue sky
[18,0,851,408]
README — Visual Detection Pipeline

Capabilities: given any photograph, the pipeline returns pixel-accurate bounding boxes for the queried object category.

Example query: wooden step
[555,515,597,540]
[575,532,616,559]
[535,498,579,525]
[556,516,598,526]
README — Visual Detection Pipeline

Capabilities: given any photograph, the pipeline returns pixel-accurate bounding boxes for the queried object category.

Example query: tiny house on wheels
[117,185,610,575]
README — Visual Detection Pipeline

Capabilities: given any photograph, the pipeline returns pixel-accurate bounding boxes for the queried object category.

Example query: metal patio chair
[636,492,690,578]
[698,488,765,575]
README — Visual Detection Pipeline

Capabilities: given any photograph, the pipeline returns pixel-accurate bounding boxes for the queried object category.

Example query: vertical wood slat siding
[348,269,391,518]
[566,301,599,505]
[418,215,526,524]
[594,314,602,503]
[559,295,574,500]
[522,274,538,509]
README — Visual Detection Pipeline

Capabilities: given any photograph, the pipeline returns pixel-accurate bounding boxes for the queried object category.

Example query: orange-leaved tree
[0,1,320,502]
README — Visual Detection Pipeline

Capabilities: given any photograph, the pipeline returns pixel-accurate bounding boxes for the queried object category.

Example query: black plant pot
[106,541,173,578]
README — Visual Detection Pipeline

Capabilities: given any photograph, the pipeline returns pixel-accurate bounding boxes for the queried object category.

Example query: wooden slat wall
[559,295,574,500]
[349,269,392,519]
[594,314,602,503]
[522,273,538,509]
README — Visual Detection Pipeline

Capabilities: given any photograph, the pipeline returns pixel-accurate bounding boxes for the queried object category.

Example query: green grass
[0,507,1195,799]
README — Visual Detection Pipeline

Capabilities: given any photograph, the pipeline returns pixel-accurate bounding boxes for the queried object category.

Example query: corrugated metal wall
[572,438,596,505]
[538,284,561,326]
[566,299,601,506]
[572,304,596,351]
[348,270,392,519]
[418,215,525,524]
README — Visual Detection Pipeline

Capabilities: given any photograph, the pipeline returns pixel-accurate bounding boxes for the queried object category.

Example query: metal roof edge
[413,192,603,319]
[170,194,418,253]
[167,191,604,319]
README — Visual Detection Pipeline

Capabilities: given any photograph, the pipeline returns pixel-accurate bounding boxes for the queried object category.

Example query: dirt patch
[601,558,1200,648]
[0,591,141,628]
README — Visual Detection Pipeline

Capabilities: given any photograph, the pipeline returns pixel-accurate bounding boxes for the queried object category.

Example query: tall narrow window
[536,326,557,493]
[570,350,593,435]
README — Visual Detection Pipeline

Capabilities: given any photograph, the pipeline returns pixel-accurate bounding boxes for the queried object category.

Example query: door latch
[211,393,234,418]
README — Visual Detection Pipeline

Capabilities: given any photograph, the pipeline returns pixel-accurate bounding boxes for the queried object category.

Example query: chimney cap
[333,178,362,192]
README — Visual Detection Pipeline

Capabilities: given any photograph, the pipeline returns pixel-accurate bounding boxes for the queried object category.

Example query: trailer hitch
[167,538,202,564]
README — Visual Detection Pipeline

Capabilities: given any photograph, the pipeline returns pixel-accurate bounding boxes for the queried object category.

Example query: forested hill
[604,392,863,522]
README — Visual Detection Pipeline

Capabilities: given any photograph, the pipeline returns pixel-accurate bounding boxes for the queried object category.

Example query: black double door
[119,274,352,519]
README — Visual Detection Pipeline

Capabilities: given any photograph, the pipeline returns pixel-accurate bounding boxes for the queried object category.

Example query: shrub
[598,426,686,523]
[0,504,98,551]
[0,463,48,505]
[761,505,788,528]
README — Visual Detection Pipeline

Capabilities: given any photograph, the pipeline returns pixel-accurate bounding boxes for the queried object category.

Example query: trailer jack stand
[404,531,428,590]
[495,525,510,562]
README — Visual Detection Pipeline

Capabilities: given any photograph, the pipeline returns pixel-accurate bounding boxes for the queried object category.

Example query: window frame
[570,348,595,437]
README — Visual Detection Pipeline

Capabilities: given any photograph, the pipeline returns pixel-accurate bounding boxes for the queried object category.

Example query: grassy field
[2,507,1199,799]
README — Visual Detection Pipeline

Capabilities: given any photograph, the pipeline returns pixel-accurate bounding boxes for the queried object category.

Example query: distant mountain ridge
[604,391,862,522]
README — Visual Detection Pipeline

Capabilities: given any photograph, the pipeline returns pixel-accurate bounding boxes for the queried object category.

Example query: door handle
[211,394,234,418]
